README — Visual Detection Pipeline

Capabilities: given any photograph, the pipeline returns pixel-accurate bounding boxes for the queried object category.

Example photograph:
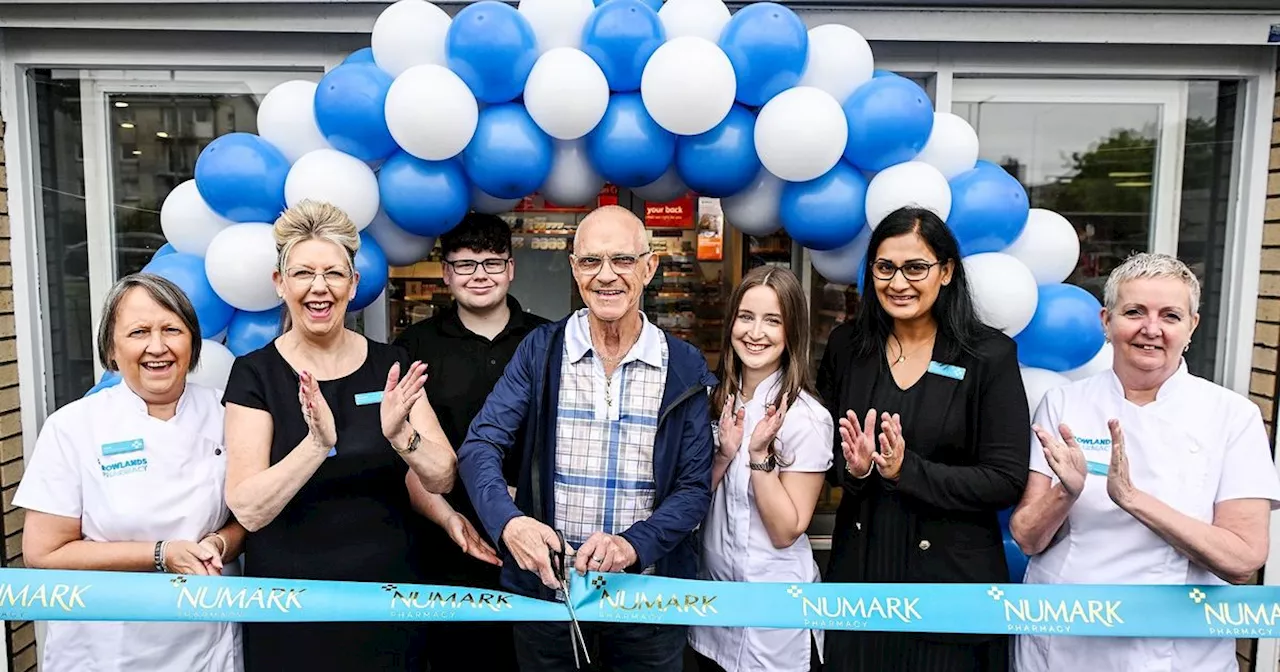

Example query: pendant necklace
[889,332,937,368]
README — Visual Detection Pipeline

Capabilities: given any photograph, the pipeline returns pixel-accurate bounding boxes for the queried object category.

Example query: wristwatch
[748,453,777,472]
[395,430,421,455]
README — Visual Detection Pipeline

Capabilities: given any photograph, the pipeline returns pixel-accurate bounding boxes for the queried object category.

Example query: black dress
[822,355,1011,672]
[223,338,426,672]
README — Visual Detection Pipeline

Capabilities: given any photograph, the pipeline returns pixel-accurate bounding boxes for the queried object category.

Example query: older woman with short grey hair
[1009,252,1280,671]
[15,272,245,672]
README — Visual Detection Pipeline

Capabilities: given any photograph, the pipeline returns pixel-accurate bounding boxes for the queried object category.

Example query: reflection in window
[31,70,94,410]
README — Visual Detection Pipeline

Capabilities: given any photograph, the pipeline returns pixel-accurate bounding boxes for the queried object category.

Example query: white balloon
[641,37,736,136]
[963,252,1039,337]
[189,340,237,393]
[471,186,521,215]
[524,48,610,140]
[632,166,689,203]
[542,140,606,207]
[385,65,478,161]
[755,87,848,182]
[810,225,871,286]
[1062,342,1113,381]
[285,149,380,230]
[1020,367,1071,417]
[208,326,228,343]
[160,180,233,257]
[371,0,451,77]
[1004,209,1081,285]
[658,0,731,42]
[864,161,952,229]
[205,224,281,312]
[797,25,874,104]
[366,210,437,267]
[257,81,332,164]
[518,0,595,53]
[915,112,980,180]
[723,168,784,236]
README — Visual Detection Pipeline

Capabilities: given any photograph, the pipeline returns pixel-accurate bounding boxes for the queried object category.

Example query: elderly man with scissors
[457,205,717,671]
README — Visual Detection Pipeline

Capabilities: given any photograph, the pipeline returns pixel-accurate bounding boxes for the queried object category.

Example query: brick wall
[1254,76,1280,441]
[0,115,35,672]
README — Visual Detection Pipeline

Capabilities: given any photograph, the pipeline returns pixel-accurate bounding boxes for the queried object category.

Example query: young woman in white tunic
[16,274,246,672]
[689,266,834,672]
[1010,253,1280,672]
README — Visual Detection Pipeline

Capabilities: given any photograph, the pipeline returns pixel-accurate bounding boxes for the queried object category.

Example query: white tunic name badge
[1075,435,1113,476]
[100,438,147,478]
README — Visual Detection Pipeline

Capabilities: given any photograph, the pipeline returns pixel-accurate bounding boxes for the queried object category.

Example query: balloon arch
[104,0,1119,579]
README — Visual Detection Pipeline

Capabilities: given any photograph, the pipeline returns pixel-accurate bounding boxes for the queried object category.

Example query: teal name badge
[354,391,384,406]
[1087,460,1109,476]
[927,361,966,381]
[102,439,144,456]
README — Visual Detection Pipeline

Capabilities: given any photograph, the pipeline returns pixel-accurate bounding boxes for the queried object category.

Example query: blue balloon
[779,161,870,251]
[872,69,899,79]
[946,162,1030,256]
[193,133,289,223]
[352,232,389,312]
[1004,536,1029,583]
[379,152,470,236]
[343,47,376,65]
[718,2,808,107]
[225,309,282,357]
[581,0,665,92]
[314,63,397,162]
[463,104,553,200]
[1014,283,1106,372]
[85,370,122,397]
[446,1,538,104]
[585,93,675,188]
[842,76,934,172]
[152,243,177,261]
[142,253,235,337]
[595,0,661,9]
[675,105,759,198]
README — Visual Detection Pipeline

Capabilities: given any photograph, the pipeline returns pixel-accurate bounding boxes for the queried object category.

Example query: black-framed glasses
[444,257,511,275]
[871,260,942,282]
[570,251,652,276]
[284,267,353,287]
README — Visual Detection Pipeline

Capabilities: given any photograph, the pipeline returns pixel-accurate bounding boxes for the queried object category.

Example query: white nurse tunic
[14,382,241,672]
[689,371,834,672]
[1015,363,1280,672]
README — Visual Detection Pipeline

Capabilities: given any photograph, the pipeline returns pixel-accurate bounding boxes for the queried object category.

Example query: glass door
[81,70,320,378]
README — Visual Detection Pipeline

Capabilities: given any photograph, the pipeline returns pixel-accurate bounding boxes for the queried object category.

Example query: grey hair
[1103,252,1201,314]
[97,273,203,371]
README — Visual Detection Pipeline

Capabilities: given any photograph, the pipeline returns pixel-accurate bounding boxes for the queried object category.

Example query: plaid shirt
[553,309,668,551]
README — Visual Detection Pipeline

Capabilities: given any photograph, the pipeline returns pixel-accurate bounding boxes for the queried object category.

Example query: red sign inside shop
[509,184,621,212]
[644,193,695,229]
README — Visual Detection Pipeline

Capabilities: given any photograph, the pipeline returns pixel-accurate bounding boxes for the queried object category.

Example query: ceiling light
[120,123,135,129]
[114,101,129,108]
[155,132,170,139]
[132,150,142,156]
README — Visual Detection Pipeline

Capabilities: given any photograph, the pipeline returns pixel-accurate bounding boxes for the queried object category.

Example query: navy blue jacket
[456,317,717,599]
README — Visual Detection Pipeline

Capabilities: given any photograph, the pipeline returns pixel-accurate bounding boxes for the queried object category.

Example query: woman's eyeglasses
[285,267,352,287]
[444,258,512,275]
[871,260,942,282]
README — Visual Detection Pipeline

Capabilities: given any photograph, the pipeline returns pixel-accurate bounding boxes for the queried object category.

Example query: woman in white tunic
[689,266,833,672]
[1009,252,1280,672]
[16,273,246,672]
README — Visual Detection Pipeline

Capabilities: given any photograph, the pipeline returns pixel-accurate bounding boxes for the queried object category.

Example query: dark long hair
[849,207,986,362]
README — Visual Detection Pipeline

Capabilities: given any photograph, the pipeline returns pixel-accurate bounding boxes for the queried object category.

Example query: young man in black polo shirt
[395,213,549,672]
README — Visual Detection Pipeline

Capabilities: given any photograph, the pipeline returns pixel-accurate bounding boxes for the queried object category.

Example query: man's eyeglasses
[444,258,511,275]
[570,251,652,276]
[871,260,942,282]
[285,267,353,287]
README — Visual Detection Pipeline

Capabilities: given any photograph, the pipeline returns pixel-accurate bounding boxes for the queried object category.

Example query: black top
[393,295,548,581]
[223,338,425,671]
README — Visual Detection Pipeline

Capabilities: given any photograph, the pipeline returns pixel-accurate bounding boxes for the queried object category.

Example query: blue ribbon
[2,568,1279,639]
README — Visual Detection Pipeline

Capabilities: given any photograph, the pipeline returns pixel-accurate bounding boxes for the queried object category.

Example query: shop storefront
[2,1,1279,669]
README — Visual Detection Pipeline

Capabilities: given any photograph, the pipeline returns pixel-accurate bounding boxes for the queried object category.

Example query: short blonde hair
[274,200,359,272]
[1103,252,1201,314]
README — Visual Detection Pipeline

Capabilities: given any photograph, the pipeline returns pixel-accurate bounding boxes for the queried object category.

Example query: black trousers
[513,621,687,672]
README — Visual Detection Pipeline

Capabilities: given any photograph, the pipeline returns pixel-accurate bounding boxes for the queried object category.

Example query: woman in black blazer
[817,207,1029,672]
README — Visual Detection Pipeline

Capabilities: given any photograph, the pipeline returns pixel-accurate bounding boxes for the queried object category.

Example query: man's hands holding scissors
[573,532,637,575]
[502,516,564,590]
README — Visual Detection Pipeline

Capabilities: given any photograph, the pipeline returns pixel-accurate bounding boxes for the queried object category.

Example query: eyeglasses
[570,251,652,276]
[444,257,512,275]
[871,260,942,282]
[285,267,353,287]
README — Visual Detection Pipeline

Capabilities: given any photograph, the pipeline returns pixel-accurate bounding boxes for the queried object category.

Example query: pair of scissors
[550,529,591,668]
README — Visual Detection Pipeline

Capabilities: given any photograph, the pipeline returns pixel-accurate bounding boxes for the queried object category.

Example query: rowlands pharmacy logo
[592,577,719,622]
[1197,588,1280,637]
[995,586,1124,634]
[381,583,513,621]
[797,585,922,631]
[0,580,90,618]
[171,576,305,618]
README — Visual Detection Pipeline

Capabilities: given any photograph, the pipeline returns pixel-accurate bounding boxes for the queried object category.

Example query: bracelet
[748,453,777,472]
[847,460,875,479]
[202,532,228,560]
[154,540,169,572]
[394,430,421,455]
